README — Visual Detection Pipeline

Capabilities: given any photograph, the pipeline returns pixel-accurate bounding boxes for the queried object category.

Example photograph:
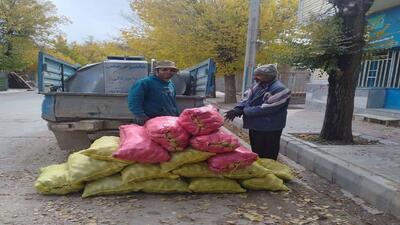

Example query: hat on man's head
[155,60,178,70]
[254,64,278,78]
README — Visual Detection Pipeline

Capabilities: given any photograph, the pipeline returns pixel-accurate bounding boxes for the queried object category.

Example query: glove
[224,108,243,122]
[134,115,150,126]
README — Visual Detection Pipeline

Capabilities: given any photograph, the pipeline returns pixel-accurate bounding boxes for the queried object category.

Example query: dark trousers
[249,129,283,160]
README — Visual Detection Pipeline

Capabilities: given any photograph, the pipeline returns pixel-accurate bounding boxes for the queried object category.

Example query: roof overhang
[368,0,400,15]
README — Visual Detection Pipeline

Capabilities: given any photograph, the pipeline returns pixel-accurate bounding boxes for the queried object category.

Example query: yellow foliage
[257,0,298,64]
[127,0,247,75]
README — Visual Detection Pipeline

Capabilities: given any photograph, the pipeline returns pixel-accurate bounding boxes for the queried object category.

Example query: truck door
[37,51,79,93]
[181,59,216,97]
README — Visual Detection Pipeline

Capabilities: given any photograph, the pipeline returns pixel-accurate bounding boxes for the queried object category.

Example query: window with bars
[367,61,378,87]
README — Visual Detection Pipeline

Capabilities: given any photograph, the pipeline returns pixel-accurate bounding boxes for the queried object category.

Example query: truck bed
[42,92,205,122]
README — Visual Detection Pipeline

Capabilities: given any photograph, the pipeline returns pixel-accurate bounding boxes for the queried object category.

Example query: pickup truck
[37,52,216,150]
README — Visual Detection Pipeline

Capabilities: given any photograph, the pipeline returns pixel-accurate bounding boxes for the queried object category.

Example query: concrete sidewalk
[206,92,400,219]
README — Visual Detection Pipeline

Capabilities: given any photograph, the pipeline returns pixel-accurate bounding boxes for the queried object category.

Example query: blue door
[37,51,79,93]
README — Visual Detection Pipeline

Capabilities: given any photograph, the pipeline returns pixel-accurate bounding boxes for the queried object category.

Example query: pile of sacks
[35,105,294,197]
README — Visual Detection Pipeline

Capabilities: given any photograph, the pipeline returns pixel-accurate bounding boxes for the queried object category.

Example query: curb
[206,98,400,219]
[280,133,400,219]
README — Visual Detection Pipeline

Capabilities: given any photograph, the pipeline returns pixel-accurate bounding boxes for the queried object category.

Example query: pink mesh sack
[145,116,190,152]
[113,124,170,163]
[177,105,224,136]
[190,129,240,153]
[207,146,258,173]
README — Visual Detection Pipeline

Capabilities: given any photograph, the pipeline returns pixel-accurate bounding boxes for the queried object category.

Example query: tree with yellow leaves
[125,0,247,103]
[125,0,298,103]
[0,0,63,71]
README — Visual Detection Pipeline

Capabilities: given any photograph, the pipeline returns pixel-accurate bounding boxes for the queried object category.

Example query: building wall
[300,0,400,110]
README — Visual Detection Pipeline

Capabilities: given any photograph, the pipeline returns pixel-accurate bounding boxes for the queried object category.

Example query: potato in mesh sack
[121,163,179,183]
[257,158,294,181]
[35,163,84,195]
[139,178,191,193]
[172,162,222,178]
[190,129,240,153]
[82,174,142,198]
[80,136,131,163]
[113,124,170,163]
[177,105,224,136]
[241,173,289,191]
[222,162,271,179]
[161,148,215,172]
[145,116,190,152]
[188,178,246,193]
[207,146,258,173]
[67,151,127,183]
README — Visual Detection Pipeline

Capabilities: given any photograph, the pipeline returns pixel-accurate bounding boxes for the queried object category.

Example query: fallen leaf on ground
[242,211,264,222]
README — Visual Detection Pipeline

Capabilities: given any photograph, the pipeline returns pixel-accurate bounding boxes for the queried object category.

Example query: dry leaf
[238,194,247,199]
[242,212,264,222]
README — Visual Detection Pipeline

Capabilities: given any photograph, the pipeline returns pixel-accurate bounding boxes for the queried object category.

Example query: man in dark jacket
[128,60,179,125]
[225,64,291,160]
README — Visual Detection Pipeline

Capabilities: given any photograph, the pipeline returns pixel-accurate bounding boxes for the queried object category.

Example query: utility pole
[241,0,260,97]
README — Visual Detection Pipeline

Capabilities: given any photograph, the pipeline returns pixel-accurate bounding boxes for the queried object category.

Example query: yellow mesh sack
[241,173,289,191]
[172,162,222,178]
[67,151,128,183]
[160,148,215,172]
[82,174,142,198]
[189,178,246,193]
[257,158,294,181]
[121,163,179,183]
[138,178,191,193]
[80,136,131,163]
[222,162,271,179]
[35,163,84,195]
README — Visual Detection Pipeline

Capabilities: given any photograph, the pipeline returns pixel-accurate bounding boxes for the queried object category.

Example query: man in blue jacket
[128,60,179,125]
[225,64,291,160]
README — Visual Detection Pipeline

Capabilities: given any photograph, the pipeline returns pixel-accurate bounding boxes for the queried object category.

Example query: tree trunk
[320,69,357,142]
[224,74,237,103]
[320,0,374,143]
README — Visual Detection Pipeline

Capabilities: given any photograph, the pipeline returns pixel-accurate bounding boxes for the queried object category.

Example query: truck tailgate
[42,92,205,122]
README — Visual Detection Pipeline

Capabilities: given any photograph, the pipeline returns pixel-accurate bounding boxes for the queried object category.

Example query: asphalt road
[0,90,398,225]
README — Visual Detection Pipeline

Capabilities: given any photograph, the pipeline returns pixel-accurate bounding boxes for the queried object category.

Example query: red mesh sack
[190,129,240,153]
[207,146,258,173]
[177,105,224,136]
[112,124,170,163]
[145,116,190,152]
